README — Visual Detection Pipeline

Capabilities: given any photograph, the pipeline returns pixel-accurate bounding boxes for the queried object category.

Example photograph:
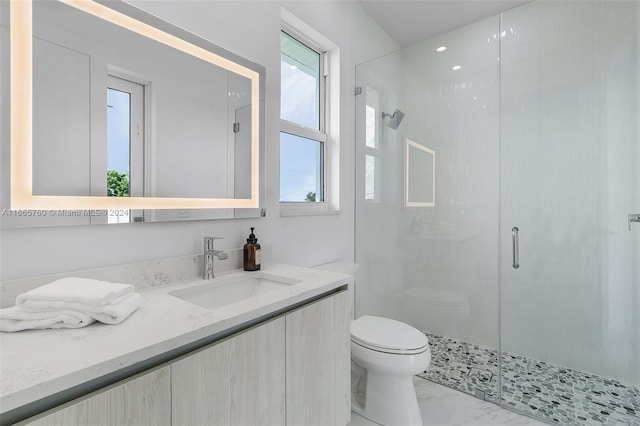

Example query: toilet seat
[351,315,428,355]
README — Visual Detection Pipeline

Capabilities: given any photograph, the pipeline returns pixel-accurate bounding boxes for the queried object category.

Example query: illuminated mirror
[1,0,265,227]
[405,139,435,207]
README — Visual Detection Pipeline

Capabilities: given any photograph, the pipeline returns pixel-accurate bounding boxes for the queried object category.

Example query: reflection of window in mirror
[364,87,381,203]
[106,76,144,223]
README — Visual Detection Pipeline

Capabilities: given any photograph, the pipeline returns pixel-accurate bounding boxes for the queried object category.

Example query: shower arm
[629,213,640,231]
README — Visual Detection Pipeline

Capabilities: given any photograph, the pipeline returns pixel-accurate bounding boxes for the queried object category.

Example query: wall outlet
[178,209,190,218]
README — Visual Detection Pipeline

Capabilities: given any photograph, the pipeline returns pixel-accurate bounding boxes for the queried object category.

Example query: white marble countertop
[0,264,352,414]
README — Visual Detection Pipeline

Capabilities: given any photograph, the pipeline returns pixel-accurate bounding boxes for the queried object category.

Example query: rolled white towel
[0,306,94,332]
[16,277,134,308]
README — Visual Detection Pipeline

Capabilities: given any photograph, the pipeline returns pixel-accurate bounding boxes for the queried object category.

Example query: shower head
[381,109,405,130]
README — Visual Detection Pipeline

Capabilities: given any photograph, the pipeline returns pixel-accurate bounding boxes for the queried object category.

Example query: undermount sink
[169,272,302,310]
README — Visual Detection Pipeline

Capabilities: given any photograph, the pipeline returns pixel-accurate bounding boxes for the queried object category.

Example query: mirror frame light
[10,0,261,210]
[405,138,435,207]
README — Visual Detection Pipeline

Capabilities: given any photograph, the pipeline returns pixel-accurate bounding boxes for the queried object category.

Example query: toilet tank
[313,261,359,320]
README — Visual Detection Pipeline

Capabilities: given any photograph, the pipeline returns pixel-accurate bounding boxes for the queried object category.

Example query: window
[364,87,381,203]
[279,29,327,205]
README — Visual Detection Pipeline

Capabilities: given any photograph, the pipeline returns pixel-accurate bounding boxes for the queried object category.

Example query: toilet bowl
[350,315,431,426]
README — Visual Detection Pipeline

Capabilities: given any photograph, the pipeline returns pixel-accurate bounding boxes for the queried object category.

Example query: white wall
[0,1,399,281]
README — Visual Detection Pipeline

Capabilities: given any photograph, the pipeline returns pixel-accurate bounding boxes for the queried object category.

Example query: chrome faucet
[203,237,228,279]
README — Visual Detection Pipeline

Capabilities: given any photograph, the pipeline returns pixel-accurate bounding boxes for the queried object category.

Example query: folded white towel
[90,293,141,324]
[0,277,143,332]
[0,306,95,332]
[25,292,143,325]
[16,277,134,308]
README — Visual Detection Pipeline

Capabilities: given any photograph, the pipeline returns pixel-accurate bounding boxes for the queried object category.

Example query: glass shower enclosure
[354,1,639,424]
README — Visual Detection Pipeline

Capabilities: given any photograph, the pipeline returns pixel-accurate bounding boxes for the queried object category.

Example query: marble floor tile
[347,377,547,426]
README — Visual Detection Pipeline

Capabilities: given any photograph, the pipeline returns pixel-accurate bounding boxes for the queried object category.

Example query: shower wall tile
[539,45,596,211]
[591,0,637,41]
[538,0,593,55]
[452,15,501,72]
[419,68,499,210]
[591,32,640,387]
[500,58,542,211]
[500,1,541,66]
[593,33,637,211]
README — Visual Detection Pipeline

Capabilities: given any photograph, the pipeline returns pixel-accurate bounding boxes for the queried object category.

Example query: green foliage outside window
[305,191,316,202]
[107,170,130,197]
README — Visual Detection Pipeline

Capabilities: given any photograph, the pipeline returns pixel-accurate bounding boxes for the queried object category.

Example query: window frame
[279,18,338,216]
[98,75,146,224]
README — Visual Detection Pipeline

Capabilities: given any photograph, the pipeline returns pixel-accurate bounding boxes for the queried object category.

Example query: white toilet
[313,261,431,425]
[350,315,431,426]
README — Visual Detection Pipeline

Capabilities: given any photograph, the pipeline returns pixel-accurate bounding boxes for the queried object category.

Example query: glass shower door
[355,15,502,406]
[499,1,640,424]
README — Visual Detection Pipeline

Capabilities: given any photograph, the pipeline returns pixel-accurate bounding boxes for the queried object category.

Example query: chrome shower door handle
[629,213,640,231]
[512,227,519,269]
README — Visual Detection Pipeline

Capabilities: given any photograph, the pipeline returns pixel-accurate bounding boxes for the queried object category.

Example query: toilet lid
[351,315,428,352]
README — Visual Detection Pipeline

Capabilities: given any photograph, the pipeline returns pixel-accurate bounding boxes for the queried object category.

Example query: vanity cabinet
[172,289,349,426]
[171,317,286,425]
[286,290,350,426]
[22,366,171,426]
[18,289,349,426]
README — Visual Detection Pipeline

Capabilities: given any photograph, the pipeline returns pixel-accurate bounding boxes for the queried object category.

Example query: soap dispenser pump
[243,227,261,271]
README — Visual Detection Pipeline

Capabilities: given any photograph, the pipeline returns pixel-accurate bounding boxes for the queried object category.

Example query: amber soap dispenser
[243,227,261,271]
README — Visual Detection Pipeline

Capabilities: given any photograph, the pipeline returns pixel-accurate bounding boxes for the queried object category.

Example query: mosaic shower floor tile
[421,333,500,403]
[418,333,640,426]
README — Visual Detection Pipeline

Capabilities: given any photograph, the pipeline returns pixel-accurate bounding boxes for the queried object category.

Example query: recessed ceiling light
[436,46,447,52]
[452,65,462,71]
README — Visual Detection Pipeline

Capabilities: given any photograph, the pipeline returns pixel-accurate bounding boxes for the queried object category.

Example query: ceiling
[359,0,531,47]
